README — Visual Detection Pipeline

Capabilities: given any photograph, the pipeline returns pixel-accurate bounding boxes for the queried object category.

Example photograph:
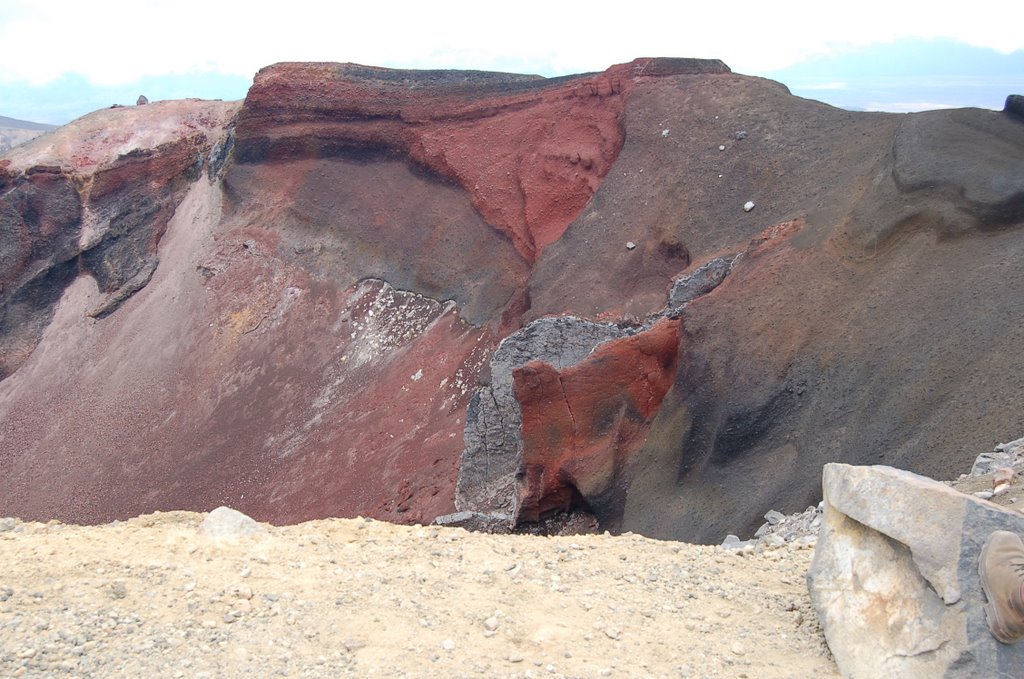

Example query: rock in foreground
[808,463,1024,678]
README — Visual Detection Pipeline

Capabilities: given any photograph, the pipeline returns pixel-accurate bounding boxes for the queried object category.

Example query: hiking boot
[979,530,1024,644]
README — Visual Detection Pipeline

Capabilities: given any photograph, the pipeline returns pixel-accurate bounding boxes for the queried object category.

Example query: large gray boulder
[808,463,1024,678]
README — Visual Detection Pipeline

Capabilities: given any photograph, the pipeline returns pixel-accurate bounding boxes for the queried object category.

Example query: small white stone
[661,129,670,137]
[441,639,455,651]
[718,145,726,151]
[626,241,636,250]
[743,201,755,212]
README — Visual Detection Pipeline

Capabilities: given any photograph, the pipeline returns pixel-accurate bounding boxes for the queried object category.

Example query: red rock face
[3,59,1023,544]
[236,62,635,261]
[513,318,681,522]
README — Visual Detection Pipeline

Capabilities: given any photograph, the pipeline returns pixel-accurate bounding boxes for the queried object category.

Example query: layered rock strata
[1,61,1022,541]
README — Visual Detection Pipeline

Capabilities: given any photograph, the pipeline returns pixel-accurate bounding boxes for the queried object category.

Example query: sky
[1,0,1022,124]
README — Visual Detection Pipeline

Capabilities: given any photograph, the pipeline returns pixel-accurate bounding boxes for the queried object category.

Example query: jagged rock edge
[453,251,742,531]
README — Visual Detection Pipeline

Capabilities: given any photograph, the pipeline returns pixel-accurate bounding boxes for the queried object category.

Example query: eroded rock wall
[1,60,1023,540]
[0,104,233,379]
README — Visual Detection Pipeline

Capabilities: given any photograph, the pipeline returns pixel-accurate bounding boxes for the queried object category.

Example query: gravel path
[0,512,838,678]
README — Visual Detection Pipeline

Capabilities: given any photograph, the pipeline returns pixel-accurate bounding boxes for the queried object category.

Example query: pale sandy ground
[0,512,838,678]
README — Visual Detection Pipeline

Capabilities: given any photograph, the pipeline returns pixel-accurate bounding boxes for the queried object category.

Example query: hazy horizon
[3,38,1021,127]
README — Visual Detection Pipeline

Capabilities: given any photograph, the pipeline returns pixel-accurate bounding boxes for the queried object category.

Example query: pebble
[626,241,636,250]
[343,639,365,652]
[109,582,128,599]
[743,201,755,212]
[442,639,456,651]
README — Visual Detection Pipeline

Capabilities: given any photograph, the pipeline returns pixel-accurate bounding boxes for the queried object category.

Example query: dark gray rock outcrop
[666,256,735,313]
[1006,94,1024,120]
[971,435,1024,477]
[893,109,1024,227]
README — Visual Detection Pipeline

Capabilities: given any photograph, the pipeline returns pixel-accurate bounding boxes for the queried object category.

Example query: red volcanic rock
[513,318,681,523]
[3,58,1024,545]
[234,59,726,261]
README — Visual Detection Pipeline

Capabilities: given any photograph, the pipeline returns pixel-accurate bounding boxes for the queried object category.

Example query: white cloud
[0,0,1021,86]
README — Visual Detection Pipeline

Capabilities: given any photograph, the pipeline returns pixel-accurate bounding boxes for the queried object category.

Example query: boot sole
[979,533,1024,645]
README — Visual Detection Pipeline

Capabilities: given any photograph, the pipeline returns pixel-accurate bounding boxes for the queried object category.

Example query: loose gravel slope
[0,512,837,678]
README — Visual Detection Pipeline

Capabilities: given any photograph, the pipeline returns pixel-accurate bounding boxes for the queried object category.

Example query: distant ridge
[0,115,57,131]
[0,115,58,154]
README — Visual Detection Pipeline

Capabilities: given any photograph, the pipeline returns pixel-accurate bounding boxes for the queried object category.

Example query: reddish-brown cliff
[1,59,1022,542]
[233,58,727,263]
